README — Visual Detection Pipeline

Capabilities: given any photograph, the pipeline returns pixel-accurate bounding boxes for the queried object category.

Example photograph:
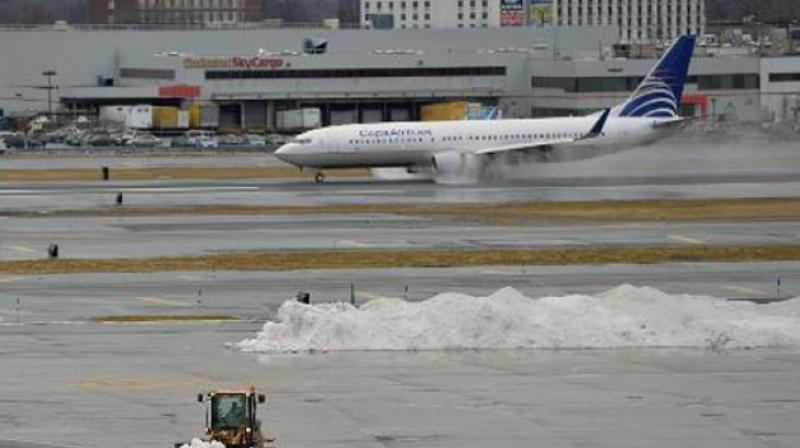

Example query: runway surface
[1,214,799,260]
[3,134,800,212]
[2,262,797,324]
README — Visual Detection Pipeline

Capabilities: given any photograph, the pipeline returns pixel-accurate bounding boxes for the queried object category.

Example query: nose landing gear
[314,172,325,183]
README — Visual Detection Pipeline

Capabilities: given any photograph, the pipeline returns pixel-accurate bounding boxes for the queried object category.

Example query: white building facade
[361,0,501,29]
[552,0,705,43]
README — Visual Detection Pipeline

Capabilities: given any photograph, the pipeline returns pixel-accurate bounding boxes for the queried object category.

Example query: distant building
[552,0,706,43]
[87,0,263,25]
[360,0,502,29]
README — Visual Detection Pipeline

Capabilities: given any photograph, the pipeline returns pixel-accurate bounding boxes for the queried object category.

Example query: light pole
[41,69,57,122]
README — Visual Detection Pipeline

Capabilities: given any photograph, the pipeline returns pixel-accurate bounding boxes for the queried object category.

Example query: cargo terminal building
[1,26,799,131]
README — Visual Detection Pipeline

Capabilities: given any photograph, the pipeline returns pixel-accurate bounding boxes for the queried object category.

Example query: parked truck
[100,104,192,130]
[421,101,492,121]
[275,108,321,132]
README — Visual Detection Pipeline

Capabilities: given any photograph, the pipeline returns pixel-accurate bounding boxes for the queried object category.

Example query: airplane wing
[473,109,611,156]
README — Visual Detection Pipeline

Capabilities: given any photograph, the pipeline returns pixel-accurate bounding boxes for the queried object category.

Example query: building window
[469,12,475,19]
[769,73,800,82]
[412,13,417,19]
[424,13,430,20]
[698,74,760,90]
[206,66,507,80]
[412,1,418,8]
[469,1,475,8]
[482,12,487,19]
[365,1,369,9]
[457,12,463,19]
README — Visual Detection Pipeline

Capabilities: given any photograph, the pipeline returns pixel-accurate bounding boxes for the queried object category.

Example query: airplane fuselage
[275,116,673,170]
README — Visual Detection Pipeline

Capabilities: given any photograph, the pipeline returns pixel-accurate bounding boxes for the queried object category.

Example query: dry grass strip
[4,197,800,223]
[2,245,800,275]
[0,166,369,182]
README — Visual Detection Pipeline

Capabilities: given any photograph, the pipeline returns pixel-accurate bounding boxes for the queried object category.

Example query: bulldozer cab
[197,386,268,448]
[211,393,249,430]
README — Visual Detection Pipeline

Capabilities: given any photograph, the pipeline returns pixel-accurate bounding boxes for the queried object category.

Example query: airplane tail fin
[613,35,696,119]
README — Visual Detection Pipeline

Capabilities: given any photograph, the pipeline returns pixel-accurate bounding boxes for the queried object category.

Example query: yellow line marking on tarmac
[137,296,191,307]
[79,376,198,390]
[667,234,706,245]
[725,286,768,296]
[11,245,37,254]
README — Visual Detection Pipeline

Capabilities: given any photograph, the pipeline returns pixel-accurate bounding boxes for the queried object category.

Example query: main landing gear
[314,171,325,183]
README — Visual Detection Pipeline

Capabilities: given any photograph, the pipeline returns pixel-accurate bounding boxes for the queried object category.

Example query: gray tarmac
[1,306,800,448]
[2,135,800,448]
[2,262,799,325]
[1,214,799,260]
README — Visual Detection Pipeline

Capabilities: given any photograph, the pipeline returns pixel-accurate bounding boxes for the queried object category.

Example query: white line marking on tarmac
[355,291,395,301]
[337,240,371,248]
[137,296,191,307]
[179,275,205,282]
[0,276,24,284]
[116,186,259,193]
[11,245,36,254]
[667,234,706,245]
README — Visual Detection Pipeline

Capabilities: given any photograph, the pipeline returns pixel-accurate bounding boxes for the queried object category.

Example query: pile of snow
[235,285,800,353]
[179,439,225,448]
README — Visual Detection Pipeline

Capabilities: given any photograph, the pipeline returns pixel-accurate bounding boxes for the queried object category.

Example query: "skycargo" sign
[183,56,285,70]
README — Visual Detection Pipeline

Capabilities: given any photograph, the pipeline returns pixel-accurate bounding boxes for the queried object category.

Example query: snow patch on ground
[236,285,800,353]
[179,439,225,448]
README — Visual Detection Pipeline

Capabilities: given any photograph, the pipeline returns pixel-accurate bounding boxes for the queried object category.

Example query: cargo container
[189,103,220,129]
[178,110,190,129]
[127,105,153,129]
[420,101,483,121]
[276,108,321,132]
[99,105,130,124]
[152,106,180,129]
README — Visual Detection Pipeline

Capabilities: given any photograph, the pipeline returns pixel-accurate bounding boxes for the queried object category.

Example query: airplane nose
[274,144,298,165]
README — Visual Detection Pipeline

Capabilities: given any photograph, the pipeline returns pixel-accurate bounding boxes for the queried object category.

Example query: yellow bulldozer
[181,386,275,448]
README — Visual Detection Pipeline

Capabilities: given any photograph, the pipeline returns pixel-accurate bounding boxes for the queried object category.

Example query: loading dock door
[218,103,242,130]
[360,107,384,123]
[389,106,410,122]
[330,107,357,125]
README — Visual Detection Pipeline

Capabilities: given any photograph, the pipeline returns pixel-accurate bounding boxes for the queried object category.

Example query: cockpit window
[291,138,312,145]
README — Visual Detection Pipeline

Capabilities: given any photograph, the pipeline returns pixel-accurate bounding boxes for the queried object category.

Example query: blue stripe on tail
[616,35,696,118]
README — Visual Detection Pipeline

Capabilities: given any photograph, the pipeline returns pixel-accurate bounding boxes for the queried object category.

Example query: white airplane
[276,35,696,183]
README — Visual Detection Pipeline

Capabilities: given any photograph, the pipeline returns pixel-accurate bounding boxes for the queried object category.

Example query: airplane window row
[291,138,312,144]
[349,138,428,145]
[347,131,602,146]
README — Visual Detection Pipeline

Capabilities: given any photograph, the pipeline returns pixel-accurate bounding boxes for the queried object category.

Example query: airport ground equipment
[180,385,275,448]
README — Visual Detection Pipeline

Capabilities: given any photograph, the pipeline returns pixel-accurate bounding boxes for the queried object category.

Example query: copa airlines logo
[358,128,433,138]
[618,74,679,119]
